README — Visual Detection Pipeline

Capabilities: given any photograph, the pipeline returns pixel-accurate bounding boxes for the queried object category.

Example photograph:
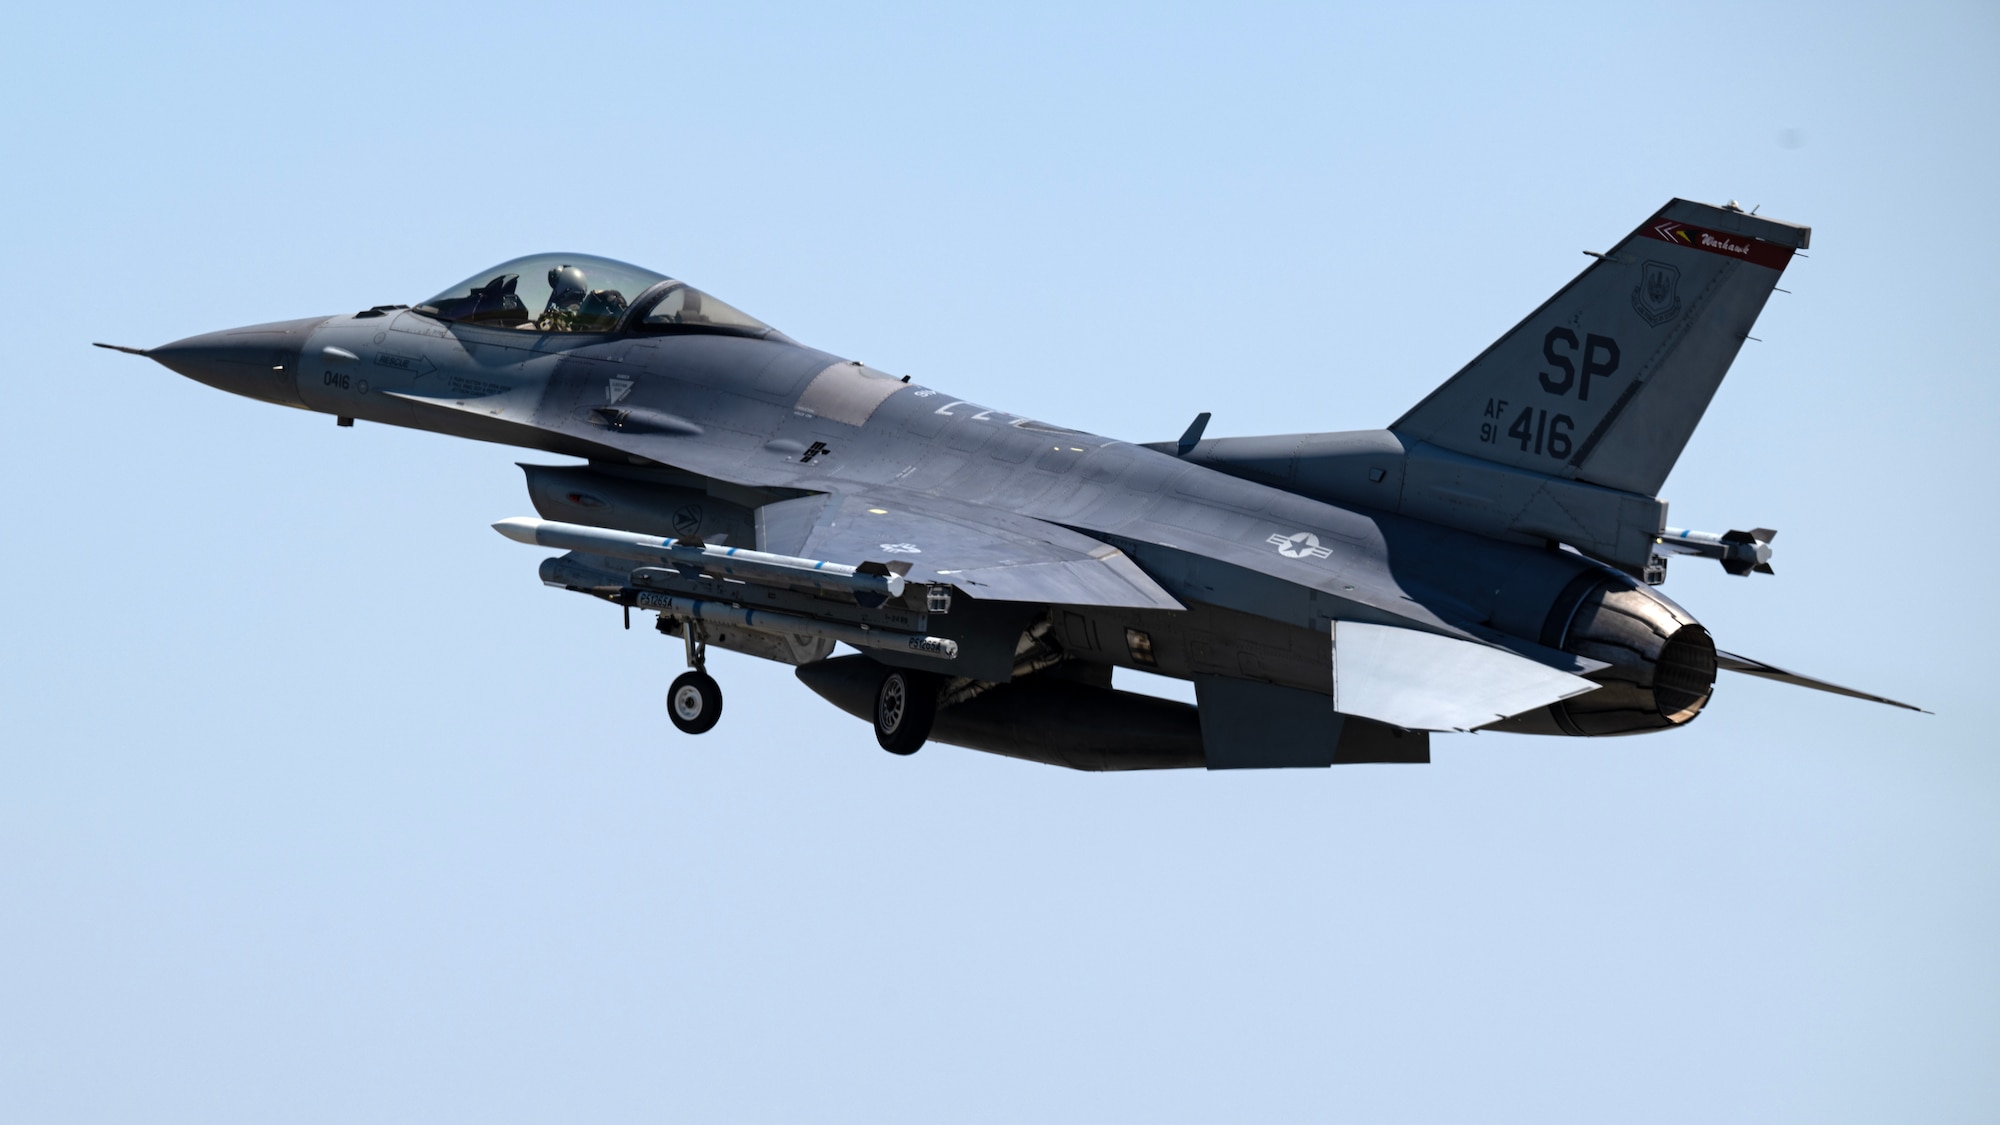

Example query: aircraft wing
[756,492,1185,611]
[1715,650,1928,713]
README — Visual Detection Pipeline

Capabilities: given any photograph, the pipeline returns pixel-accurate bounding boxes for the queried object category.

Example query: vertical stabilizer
[1391,200,1808,497]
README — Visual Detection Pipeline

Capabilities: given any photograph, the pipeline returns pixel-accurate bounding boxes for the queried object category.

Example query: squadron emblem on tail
[1633,259,1682,326]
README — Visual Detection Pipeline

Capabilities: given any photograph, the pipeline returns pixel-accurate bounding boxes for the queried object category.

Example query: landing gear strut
[874,668,938,755]
[664,619,723,735]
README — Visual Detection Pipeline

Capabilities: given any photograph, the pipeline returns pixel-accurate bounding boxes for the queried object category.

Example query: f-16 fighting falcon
[102,198,1921,770]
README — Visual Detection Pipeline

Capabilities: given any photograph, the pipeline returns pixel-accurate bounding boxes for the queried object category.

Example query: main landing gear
[874,667,939,755]
[664,620,722,735]
[657,615,939,756]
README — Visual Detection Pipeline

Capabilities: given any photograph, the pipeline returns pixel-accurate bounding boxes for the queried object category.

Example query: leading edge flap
[1332,621,1599,732]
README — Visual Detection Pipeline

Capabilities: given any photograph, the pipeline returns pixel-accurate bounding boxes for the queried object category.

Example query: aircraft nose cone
[149,316,325,408]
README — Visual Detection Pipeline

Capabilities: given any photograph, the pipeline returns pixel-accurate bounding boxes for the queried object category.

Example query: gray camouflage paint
[120,198,1920,770]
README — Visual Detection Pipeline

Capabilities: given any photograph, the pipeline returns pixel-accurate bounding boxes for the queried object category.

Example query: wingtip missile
[1660,526,1776,576]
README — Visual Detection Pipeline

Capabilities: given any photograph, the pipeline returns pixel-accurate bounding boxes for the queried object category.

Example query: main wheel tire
[667,670,723,735]
[874,669,937,755]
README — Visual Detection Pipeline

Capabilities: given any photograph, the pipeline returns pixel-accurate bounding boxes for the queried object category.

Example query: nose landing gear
[663,618,723,735]
[668,669,722,734]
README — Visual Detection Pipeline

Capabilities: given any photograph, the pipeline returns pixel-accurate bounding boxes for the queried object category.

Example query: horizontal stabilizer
[1332,621,1599,732]
[1715,650,1928,713]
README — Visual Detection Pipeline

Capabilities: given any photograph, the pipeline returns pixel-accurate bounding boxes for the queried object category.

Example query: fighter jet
[101,198,1921,770]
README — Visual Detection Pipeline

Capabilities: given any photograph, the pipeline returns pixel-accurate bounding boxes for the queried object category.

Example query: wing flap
[1715,650,1928,713]
[756,494,1183,611]
[1332,621,1600,732]
[945,552,1177,608]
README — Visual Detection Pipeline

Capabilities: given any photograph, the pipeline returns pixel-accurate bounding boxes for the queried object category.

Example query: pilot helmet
[548,264,588,306]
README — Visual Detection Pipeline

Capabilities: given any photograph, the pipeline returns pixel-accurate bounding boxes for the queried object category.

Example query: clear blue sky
[3,3,1996,1122]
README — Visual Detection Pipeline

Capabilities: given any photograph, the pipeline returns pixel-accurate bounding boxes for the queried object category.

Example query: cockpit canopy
[414,252,774,337]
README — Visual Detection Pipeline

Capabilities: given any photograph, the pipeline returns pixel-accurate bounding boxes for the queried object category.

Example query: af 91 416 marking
[1478,398,1575,459]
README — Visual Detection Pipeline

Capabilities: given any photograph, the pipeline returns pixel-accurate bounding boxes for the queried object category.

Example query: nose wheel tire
[668,670,723,735]
[874,669,938,755]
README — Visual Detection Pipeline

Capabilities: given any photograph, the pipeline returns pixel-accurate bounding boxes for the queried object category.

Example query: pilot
[537,264,590,330]
[537,264,628,332]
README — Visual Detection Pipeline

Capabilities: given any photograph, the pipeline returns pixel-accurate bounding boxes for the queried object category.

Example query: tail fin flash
[1391,199,1809,497]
